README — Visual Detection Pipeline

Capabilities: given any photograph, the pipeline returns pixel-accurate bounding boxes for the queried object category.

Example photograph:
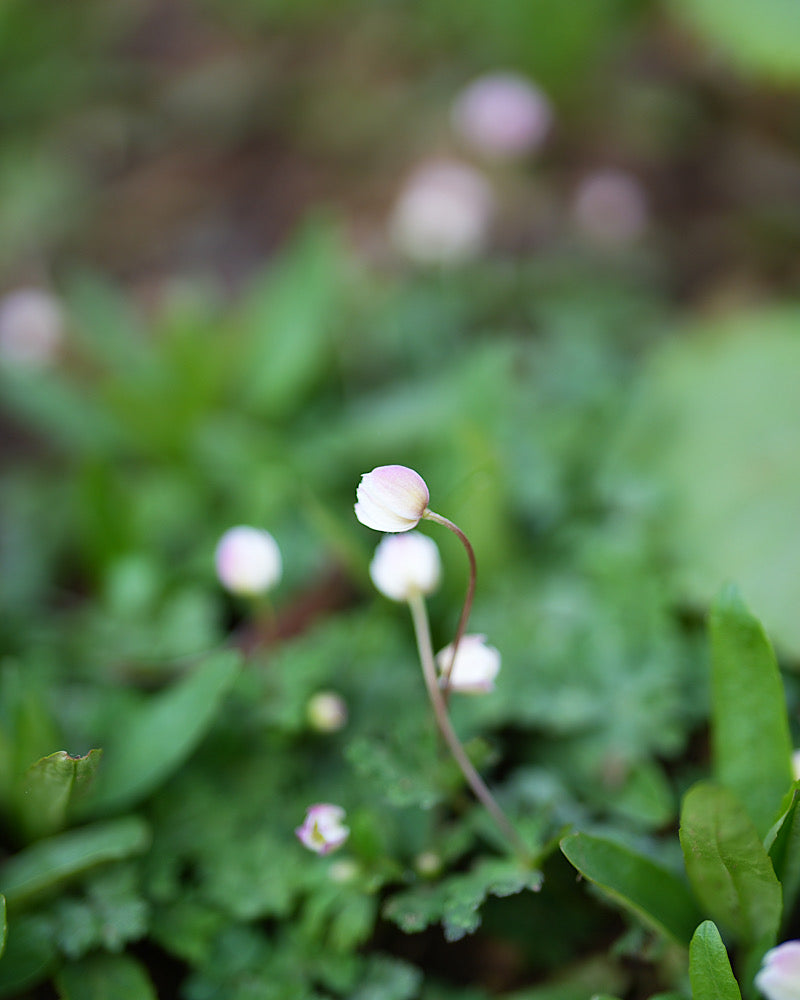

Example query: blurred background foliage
[1,0,799,997]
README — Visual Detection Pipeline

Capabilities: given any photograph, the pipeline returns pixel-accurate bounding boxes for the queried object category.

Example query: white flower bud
[0,288,64,367]
[793,750,800,781]
[355,465,430,533]
[295,803,349,855]
[451,72,553,159]
[756,941,800,1000]
[389,160,494,266]
[436,634,501,694]
[369,532,441,602]
[307,691,348,733]
[572,170,648,247]
[415,851,443,878]
[214,526,282,596]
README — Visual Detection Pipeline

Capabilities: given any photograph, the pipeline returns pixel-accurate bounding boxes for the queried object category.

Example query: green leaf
[0,896,5,958]
[16,748,102,840]
[710,585,793,837]
[84,649,241,815]
[768,785,800,919]
[679,782,781,949]
[560,832,701,946]
[0,816,150,908]
[56,952,157,1000]
[689,920,743,1000]
[0,913,57,997]
[670,0,800,82]
[350,955,423,1000]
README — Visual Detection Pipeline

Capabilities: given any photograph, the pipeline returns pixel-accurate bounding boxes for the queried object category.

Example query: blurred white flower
[415,850,443,878]
[389,160,494,266]
[355,465,430,533]
[436,634,501,693]
[756,941,800,1000]
[572,170,648,247]
[307,691,348,733]
[369,531,441,602]
[295,803,349,855]
[0,288,64,367]
[214,526,282,596]
[452,72,553,159]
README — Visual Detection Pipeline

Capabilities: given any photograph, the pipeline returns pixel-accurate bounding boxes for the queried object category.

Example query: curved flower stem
[408,592,529,860]
[422,509,476,702]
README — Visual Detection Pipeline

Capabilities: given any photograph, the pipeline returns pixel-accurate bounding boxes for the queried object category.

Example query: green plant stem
[422,509,476,702]
[407,592,529,860]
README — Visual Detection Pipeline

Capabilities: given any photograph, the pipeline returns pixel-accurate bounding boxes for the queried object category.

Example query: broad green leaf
[0,816,150,908]
[0,913,57,997]
[710,585,793,837]
[767,785,800,919]
[83,649,241,815]
[689,920,742,1000]
[16,748,102,840]
[679,782,781,949]
[670,0,800,82]
[56,952,157,1000]
[560,832,701,946]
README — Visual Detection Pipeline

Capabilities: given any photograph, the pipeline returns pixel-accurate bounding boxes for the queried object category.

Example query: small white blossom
[389,160,494,266]
[307,691,348,733]
[295,804,349,856]
[214,526,282,596]
[369,532,441,602]
[452,72,553,159]
[436,634,501,693]
[756,941,800,1000]
[355,465,430,533]
[572,170,648,247]
[0,288,64,367]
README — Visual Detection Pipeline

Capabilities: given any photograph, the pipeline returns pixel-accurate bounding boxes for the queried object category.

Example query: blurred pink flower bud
[436,634,501,693]
[389,160,495,266]
[572,170,648,247]
[369,531,441,602]
[295,803,349,855]
[756,941,800,1000]
[307,691,348,733]
[355,465,430,533]
[214,526,282,596]
[0,288,64,367]
[452,72,553,159]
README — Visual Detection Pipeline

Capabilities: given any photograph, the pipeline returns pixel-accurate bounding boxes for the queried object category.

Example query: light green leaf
[680,782,781,949]
[560,832,701,946]
[710,585,793,837]
[56,952,157,1000]
[16,748,102,840]
[0,816,150,908]
[689,920,742,1000]
[84,649,241,815]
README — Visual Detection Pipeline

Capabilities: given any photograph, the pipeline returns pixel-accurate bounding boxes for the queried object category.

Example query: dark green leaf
[689,920,742,1000]
[710,585,793,837]
[56,952,157,1000]
[768,785,800,918]
[0,913,57,997]
[16,748,102,840]
[679,782,781,949]
[560,832,701,946]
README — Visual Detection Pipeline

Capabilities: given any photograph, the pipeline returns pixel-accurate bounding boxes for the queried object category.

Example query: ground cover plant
[1,1,800,998]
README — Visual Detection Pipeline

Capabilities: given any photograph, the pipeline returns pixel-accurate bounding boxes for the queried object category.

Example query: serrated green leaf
[560,832,701,946]
[16,748,102,840]
[56,952,157,1000]
[768,785,800,919]
[83,649,241,815]
[710,585,793,837]
[679,782,781,949]
[689,920,742,1000]
[0,816,150,908]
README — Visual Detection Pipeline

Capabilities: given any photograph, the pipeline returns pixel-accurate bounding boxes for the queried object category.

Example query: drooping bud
[214,526,282,596]
[295,803,350,856]
[451,72,552,159]
[436,634,501,693]
[355,465,430,533]
[756,941,800,1000]
[369,532,441,602]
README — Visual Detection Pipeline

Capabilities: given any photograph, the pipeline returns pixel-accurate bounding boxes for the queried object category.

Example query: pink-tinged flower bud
[307,691,348,733]
[369,532,441,602]
[214,526,282,596]
[0,288,64,367]
[572,170,648,247]
[295,803,349,855]
[355,465,430,533]
[436,634,501,693]
[452,72,553,159]
[756,941,800,1000]
[389,160,495,266]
